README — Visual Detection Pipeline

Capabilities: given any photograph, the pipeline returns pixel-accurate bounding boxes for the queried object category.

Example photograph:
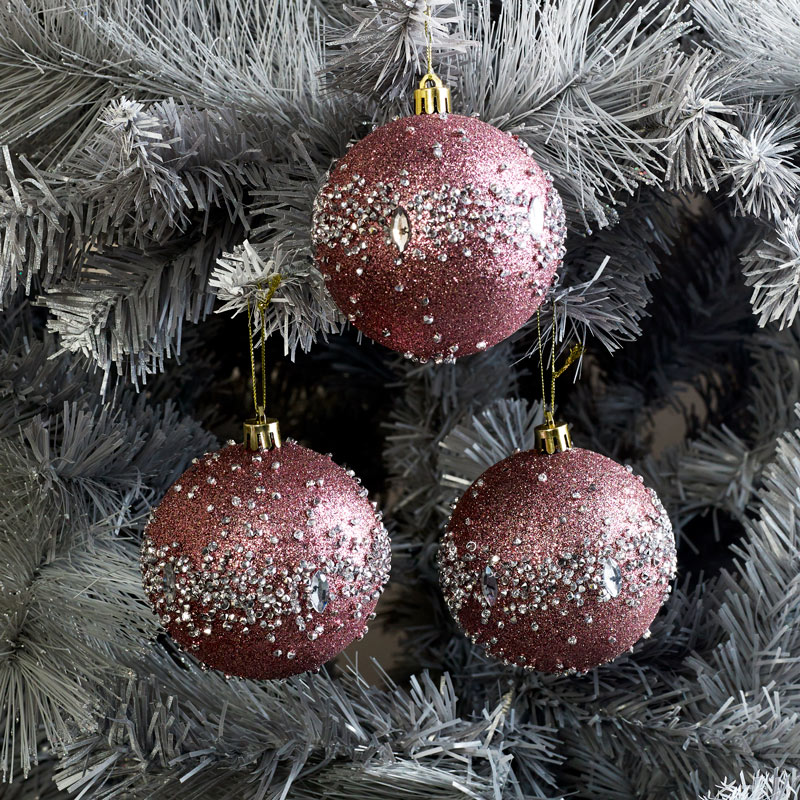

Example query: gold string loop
[424,2,433,75]
[536,301,583,416]
[414,3,452,114]
[534,301,578,454]
[246,273,282,422]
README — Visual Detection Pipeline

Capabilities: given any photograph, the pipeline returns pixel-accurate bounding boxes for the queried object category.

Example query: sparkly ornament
[439,414,676,674]
[142,435,391,679]
[312,64,566,363]
[141,280,390,680]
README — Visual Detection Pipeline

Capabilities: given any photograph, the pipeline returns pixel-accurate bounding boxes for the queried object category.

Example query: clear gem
[310,572,330,613]
[529,196,545,237]
[603,558,622,597]
[390,207,411,253]
[162,563,176,604]
[481,566,498,606]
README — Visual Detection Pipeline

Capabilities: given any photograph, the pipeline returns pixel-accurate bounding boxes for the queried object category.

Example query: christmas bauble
[438,447,676,673]
[141,440,391,679]
[312,113,566,363]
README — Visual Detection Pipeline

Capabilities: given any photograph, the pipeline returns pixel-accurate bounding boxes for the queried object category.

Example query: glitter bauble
[141,441,391,680]
[438,447,676,673]
[312,113,566,363]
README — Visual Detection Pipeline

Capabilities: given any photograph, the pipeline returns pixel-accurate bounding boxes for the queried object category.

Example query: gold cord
[246,274,282,420]
[550,299,557,413]
[536,300,584,415]
[424,2,433,74]
[536,307,547,412]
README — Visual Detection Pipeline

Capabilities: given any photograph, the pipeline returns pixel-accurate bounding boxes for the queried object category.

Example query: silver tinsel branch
[702,772,799,800]
[2,0,800,798]
[326,0,473,103]
[1,0,798,372]
[691,0,800,94]
[53,649,561,800]
[211,240,344,359]
[742,216,800,330]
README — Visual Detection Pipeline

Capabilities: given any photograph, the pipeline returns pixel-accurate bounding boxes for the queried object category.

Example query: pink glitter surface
[141,441,391,680]
[439,447,676,673]
[312,113,566,362]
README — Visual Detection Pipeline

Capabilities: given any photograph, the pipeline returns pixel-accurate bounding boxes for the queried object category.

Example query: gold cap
[533,411,572,455]
[243,416,281,451]
[415,72,452,115]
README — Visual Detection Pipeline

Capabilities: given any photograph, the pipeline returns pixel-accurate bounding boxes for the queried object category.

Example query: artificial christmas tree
[2,1,800,798]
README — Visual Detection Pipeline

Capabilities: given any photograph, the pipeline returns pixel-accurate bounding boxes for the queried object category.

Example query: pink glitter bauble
[439,447,676,673]
[312,113,566,363]
[141,441,391,680]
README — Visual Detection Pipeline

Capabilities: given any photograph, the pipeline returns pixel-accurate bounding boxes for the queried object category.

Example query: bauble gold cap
[243,416,281,451]
[415,72,452,115]
[533,410,572,455]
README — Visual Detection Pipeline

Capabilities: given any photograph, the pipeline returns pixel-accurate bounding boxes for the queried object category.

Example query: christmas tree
[2,1,800,797]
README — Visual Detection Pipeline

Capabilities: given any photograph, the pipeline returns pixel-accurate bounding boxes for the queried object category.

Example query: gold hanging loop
[533,302,583,455]
[244,274,282,451]
[413,3,452,114]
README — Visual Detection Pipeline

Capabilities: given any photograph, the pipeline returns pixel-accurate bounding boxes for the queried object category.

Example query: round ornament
[312,112,566,363]
[439,441,676,674]
[141,439,391,680]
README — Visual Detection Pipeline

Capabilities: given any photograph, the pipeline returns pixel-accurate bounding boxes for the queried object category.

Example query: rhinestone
[390,207,411,253]
[162,563,176,604]
[528,196,545,237]
[481,566,498,606]
[310,572,330,613]
[603,558,622,598]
